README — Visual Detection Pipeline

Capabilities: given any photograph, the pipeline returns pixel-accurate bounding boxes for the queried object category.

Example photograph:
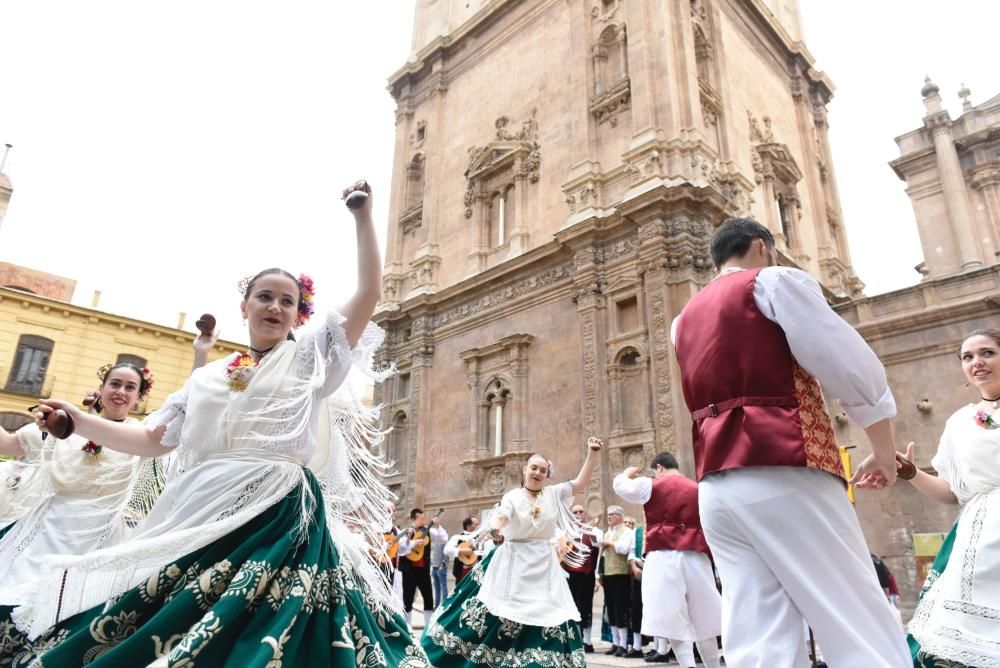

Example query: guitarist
[398,507,445,628]
[561,504,603,653]
[444,516,494,584]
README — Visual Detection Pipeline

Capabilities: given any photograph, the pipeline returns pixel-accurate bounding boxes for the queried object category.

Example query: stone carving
[487,466,505,494]
[432,263,573,329]
[495,108,539,142]
[646,276,676,452]
[463,109,542,218]
[747,110,774,144]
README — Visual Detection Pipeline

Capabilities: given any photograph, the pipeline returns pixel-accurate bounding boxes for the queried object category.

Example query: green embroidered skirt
[0,470,427,667]
[421,550,585,668]
[909,522,960,668]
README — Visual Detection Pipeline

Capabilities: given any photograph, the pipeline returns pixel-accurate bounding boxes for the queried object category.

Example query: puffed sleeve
[298,309,387,399]
[931,415,972,505]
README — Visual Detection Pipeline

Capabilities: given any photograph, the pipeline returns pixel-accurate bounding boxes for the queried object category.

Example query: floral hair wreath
[237,272,316,328]
[97,363,155,398]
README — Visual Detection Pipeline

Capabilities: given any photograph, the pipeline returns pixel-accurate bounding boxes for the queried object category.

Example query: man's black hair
[710,217,775,267]
[462,516,477,531]
[410,507,423,520]
[650,451,679,471]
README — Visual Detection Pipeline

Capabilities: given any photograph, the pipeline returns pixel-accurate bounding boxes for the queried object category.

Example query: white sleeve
[754,267,896,427]
[670,314,681,346]
[613,474,652,505]
[931,416,971,504]
[300,309,387,399]
[614,528,635,556]
[143,375,194,448]
[397,533,413,556]
[430,526,448,544]
[443,534,461,559]
[14,423,45,460]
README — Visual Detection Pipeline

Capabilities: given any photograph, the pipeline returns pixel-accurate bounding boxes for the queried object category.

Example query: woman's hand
[342,180,373,218]
[587,437,603,452]
[33,399,83,432]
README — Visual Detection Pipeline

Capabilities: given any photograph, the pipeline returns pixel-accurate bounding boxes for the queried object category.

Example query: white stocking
[670,639,695,668]
[696,638,721,668]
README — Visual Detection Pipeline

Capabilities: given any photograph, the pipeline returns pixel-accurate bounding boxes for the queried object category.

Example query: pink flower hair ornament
[296,273,316,328]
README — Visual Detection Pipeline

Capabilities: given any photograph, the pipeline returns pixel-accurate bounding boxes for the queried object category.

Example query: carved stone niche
[461,451,533,497]
[461,334,533,464]
[606,439,655,475]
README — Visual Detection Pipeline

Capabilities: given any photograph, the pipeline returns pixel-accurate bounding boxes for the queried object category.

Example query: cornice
[388,0,559,102]
[0,287,242,351]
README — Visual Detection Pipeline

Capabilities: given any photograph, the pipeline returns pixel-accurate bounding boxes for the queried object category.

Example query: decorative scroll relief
[463,109,541,219]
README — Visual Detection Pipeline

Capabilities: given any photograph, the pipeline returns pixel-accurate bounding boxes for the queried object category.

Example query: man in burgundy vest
[561,504,602,653]
[672,218,909,667]
[614,452,721,667]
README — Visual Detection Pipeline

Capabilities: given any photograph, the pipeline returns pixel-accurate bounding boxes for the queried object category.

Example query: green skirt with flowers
[910,523,960,667]
[421,550,585,668]
[0,470,427,667]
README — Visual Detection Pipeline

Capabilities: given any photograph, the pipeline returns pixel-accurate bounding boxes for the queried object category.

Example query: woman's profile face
[960,334,1000,392]
[240,273,300,345]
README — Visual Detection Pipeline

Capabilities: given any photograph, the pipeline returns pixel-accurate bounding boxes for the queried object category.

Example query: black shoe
[615,647,628,657]
[644,649,658,659]
[605,646,619,655]
[626,649,645,658]
[644,653,670,664]
[583,644,594,654]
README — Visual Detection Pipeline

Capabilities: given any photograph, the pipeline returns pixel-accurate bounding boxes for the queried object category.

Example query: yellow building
[0,277,242,432]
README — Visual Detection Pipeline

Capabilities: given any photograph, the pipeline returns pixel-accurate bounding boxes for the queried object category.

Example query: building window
[396,372,411,401]
[116,354,147,369]
[5,335,53,396]
[388,411,408,466]
[485,379,512,456]
[0,411,32,432]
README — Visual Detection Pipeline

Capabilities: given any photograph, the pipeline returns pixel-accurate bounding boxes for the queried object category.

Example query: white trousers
[640,549,721,641]
[699,467,910,668]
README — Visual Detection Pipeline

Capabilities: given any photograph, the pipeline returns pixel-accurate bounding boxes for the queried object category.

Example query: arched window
[485,379,512,456]
[5,335,54,395]
[388,411,408,466]
[601,26,626,84]
[489,191,506,247]
[0,411,32,432]
[116,353,147,369]
[610,347,650,433]
[405,154,425,210]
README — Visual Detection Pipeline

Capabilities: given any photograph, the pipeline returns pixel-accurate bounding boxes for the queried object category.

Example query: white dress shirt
[672,266,895,427]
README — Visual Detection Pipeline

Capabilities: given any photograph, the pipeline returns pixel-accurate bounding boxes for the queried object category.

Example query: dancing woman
[0,363,156,614]
[856,329,1000,667]
[422,438,603,668]
[10,182,428,667]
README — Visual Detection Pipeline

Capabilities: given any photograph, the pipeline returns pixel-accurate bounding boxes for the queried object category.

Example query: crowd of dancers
[0,183,995,667]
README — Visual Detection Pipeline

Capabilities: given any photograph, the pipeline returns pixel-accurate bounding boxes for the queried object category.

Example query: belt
[691,396,797,421]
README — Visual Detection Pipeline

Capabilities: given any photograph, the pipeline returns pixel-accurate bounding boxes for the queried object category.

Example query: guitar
[404,508,445,562]
[377,530,403,565]
[456,538,479,566]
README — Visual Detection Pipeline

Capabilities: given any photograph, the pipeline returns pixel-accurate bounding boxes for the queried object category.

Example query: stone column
[573,246,609,514]
[922,79,981,270]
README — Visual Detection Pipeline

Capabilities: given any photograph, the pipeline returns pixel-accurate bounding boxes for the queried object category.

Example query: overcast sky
[0,1,997,346]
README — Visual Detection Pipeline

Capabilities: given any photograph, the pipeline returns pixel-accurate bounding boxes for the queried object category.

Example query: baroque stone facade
[375,0,859,524]
[374,0,1000,620]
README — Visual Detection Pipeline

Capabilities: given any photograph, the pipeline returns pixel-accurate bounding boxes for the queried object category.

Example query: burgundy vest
[674,268,844,483]
[643,475,710,557]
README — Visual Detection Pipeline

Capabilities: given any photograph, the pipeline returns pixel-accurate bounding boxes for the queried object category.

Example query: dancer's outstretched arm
[340,181,382,348]
[0,428,22,457]
[33,400,167,457]
[571,438,603,495]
